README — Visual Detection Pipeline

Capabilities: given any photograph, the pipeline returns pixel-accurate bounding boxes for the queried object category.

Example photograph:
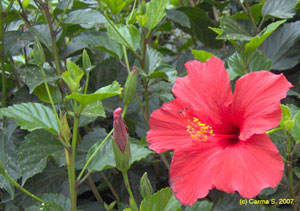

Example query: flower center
[186,117,215,141]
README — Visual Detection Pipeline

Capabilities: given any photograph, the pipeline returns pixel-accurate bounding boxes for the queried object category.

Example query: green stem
[84,72,90,94]
[243,0,258,34]
[100,171,120,201]
[122,171,138,211]
[0,169,45,204]
[70,102,80,211]
[144,82,150,125]
[127,0,137,25]
[266,127,283,135]
[76,129,114,182]
[42,0,63,75]
[123,46,130,74]
[40,67,71,148]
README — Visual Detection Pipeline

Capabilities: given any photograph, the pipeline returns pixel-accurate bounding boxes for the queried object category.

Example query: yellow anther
[186,117,214,142]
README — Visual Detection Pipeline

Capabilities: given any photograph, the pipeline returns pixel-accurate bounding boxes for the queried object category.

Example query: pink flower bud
[113,107,128,153]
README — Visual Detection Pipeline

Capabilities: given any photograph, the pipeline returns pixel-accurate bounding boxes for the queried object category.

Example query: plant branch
[87,174,104,203]
[76,129,114,182]
[100,171,120,201]
[0,169,45,204]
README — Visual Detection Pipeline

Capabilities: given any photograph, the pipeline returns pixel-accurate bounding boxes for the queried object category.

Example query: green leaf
[67,81,121,106]
[154,64,177,83]
[280,105,294,131]
[227,49,272,80]
[233,2,263,23]
[62,60,85,92]
[0,103,59,134]
[293,167,300,179]
[148,71,169,81]
[61,31,123,59]
[244,20,286,56]
[38,193,71,211]
[292,111,300,142]
[107,24,141,51]
[262,21,300,70]
[191,49,216,62]
[64,9,107,25]
[19,130,64,185]
[88,138,153,172]
[185,200,213,211]
[17,65,59,94]
[34,84,62,104]
[139,187,181,211]
[81,101,105,118]
[166,10,190,28]
[103,0,127,14]
[145,45,164,74]
[217,16,252,41]
[262,0,298,19]
[0,120,21,199]
[3,31,33,57]
[144,0,170,32]
[178,7,221,48]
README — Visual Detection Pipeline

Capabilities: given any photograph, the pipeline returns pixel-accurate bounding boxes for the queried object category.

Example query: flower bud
[33,38,45,66]
[112,108,131,172]
[123,67,137,105]
[140,172,153,198]
[82,49,91,70]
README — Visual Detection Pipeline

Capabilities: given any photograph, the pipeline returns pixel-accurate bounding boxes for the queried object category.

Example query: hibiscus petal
[232,71,292,140]
[169,141,223,206]
[173,57,233,133]
[147,99,197,153]
[211,134,284,198]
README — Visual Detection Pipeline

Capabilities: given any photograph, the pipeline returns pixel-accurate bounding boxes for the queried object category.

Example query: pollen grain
[186,117,214,141]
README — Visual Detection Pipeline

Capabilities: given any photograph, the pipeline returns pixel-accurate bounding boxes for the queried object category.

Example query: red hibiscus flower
[146,57,292,206]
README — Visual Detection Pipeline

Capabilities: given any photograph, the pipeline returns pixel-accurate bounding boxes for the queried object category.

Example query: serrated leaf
[191,49,216,62]
[0,103,59,134]
[66,81,121,106]
[292,111,300,142]
[217,16,252,41]
[293,167,300,179]
[81,101,105,117]
[233,2,263,23]
[262,0,298,19]
[280,104,292,128]
[139,187,180,211]
[244,20,286,56]
[144,0,170,32]
[61,31,123,59]
[62,60,85,92]
[64,9,107,25]
[145,45,164,74]
[166,10,190,28]
[34,84,62,104]
[17,65,59,94]
[185,200,213,211]
[262,21,300,70]
[103,0,127,14]
[19,130,64,185]
[0,120,21,199]
[227,49,272,79]
[38,193,71,211]
[107,24,141,51]
[88,138,153,172]
[3,31,34,57]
